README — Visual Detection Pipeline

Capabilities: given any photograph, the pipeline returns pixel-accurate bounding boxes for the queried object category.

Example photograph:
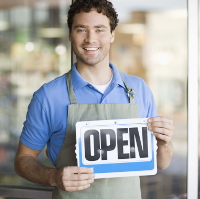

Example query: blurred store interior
[0,0,197,198]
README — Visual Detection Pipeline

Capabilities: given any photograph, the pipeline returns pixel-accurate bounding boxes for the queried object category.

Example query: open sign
[76,118,157,179]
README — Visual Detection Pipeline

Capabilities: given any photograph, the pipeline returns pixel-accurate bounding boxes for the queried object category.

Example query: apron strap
[120,74,136,104]
[66,70,77,104]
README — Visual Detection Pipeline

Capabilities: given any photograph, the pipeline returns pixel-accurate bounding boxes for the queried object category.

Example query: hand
[147,116,174,146]
[54,166,95,192]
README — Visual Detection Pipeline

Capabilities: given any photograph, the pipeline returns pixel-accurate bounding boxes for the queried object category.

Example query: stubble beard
[77,54,107,66]
[73,44,109,66]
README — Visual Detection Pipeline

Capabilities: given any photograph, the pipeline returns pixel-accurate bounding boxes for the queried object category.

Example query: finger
[63,173,95,181]
[70,173,95,181]
[150,126,173,137]
[63,178,94,187]
[65,184,91,192]
[148,116,173,125]
[154,132,171,143]
[148,121,175,131]
[64,166,94,174]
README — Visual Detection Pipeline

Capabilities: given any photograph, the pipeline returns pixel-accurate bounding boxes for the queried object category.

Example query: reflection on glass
[199,1,200,198]
[0,0,188,198]
[0,0,71,186]
[110,1,187,198]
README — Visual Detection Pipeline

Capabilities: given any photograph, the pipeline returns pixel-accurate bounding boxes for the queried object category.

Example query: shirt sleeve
[20,93,50,150]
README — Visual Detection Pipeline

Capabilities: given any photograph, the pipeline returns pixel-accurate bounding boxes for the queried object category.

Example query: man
[14,0,174,198]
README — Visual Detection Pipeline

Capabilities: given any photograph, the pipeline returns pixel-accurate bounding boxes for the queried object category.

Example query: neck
[76,60,112,85]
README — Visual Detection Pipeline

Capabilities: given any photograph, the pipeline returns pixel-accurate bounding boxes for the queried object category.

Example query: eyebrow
[94,25,108,29]
[73,24,108,29]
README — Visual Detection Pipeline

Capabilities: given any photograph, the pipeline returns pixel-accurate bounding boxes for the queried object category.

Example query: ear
[69,29,72,42]
[110,30,115,43]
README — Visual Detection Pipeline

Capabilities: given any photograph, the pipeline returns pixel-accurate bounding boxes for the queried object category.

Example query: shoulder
[34,73,68,101]
[36,74,67,96]
[33,73,70,111]
[120,72,148,90]
[120,72,155,103]
[111,64,158,117]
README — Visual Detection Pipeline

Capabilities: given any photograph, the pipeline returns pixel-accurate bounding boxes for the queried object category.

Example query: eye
[77,29,86,32]
[96,29,104,32]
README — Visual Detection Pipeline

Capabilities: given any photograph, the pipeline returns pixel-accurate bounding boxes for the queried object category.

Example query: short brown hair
[67,0,119,33]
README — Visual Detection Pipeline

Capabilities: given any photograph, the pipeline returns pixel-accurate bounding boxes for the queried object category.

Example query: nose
[84,30,96,43]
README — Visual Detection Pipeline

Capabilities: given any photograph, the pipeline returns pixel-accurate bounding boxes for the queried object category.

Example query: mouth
[83,47,99,51]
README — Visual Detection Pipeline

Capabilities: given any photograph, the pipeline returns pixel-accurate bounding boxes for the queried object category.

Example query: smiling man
[14,0,174,199]
[70,11,115,67]
[69,9,115,85]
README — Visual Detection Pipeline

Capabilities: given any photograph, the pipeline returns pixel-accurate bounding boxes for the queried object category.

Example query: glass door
[0,0,199,198]
[110,0,188,198]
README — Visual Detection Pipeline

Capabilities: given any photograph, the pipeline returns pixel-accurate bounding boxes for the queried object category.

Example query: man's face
[69,10,115,66]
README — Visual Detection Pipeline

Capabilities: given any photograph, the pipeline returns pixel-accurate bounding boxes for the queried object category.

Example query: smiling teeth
[84,48,98,50]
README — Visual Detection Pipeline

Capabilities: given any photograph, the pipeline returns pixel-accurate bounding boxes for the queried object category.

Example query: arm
[14,141,95,192]
[147,116,174,170]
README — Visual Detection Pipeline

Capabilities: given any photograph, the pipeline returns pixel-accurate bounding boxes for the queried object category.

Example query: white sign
[76,118,157,179]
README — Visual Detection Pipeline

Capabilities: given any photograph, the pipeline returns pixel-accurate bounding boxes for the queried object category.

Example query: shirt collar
[109,62,125,89]
[71,62,126,91]
[71,63,88,91]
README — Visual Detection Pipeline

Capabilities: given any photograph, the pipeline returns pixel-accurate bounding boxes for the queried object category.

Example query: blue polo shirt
[20,63,158,165]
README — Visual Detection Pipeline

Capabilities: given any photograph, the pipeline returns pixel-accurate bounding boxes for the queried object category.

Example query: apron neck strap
[66,71,136,104]
[66,70,77,104]
[120,74,136,104]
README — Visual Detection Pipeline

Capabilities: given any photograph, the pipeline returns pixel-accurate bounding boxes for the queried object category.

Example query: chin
[81,59,102,66]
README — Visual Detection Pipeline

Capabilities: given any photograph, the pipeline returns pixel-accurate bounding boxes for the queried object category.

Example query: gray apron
[52,71,142,199]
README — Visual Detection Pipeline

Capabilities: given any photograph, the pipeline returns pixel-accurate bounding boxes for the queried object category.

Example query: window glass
[0,0,71,186]
[0,1,189,198]
[110,1,187,198]
[199,1,200,198]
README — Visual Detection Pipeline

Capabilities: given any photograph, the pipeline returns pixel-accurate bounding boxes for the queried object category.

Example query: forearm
[14,155,57,186]
[157,141,173,170]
